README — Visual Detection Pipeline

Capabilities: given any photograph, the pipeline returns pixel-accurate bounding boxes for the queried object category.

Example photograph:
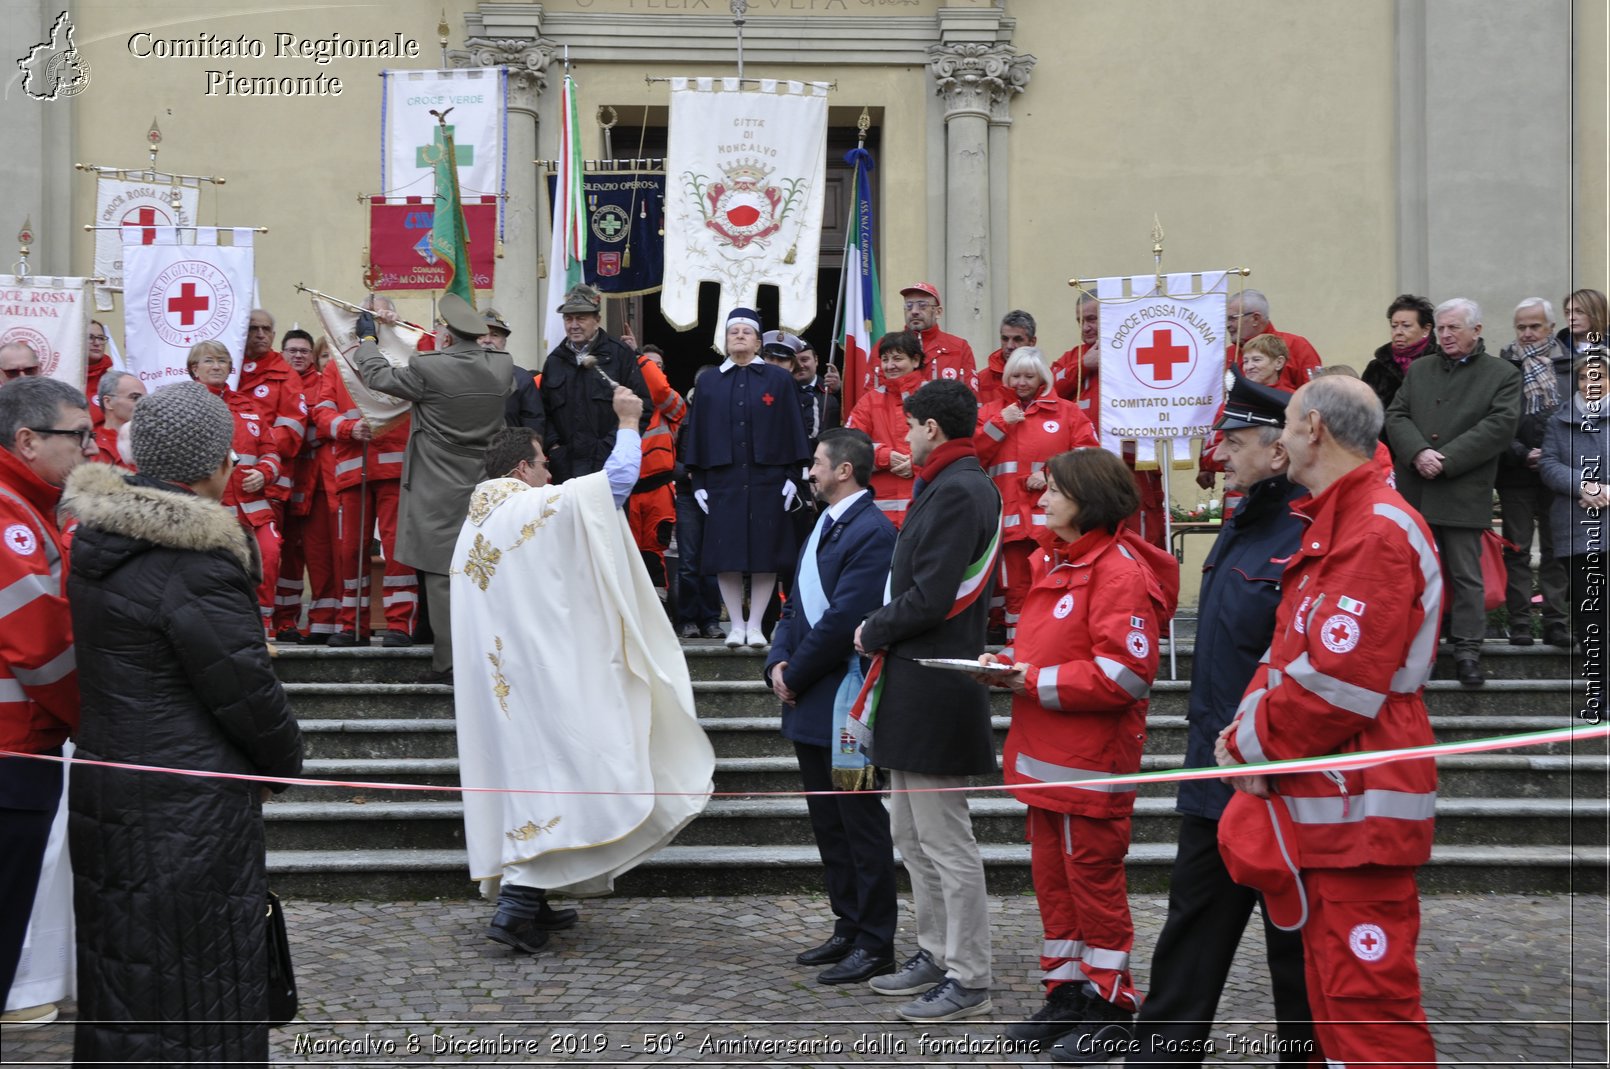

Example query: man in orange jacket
[628,343,686,588]
[238,309,309,520]
[1216,374,1439,1067]
[891,283,978,394]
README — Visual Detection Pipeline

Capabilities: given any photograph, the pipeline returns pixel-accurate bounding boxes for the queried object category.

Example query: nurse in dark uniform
[682,308,812,649]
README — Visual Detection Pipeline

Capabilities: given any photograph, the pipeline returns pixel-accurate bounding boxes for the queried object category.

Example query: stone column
[987,52,1033,322]
[928,43,1035,360]
[450,34,555,369]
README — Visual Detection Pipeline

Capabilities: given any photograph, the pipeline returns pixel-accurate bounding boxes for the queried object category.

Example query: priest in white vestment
[451,387,715,954]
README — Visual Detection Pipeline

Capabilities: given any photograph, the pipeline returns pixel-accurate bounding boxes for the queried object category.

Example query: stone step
[270,642,1577,685]
[281,677,1587,725]
[263,796,1608,852]
[293,713,1604,762]
[292,752,1609,796]
[265,842,1610,900]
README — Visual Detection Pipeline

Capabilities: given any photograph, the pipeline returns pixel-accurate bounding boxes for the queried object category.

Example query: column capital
[927,42,1036,124]
[450,37,558,98]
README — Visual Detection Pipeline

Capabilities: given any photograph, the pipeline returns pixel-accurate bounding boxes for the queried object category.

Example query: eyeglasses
[28,426,96,449]
[903,300,936,311]
[87,333,108,343]
[194,356,232,367]
[1,366,42,380]
[504,456,550,477]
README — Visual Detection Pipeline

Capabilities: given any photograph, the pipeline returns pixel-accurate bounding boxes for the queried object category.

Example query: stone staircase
[265,640,1607,899]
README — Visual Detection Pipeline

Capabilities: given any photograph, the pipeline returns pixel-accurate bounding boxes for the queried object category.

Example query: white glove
[695,488,709,514]
[782,480,800,510]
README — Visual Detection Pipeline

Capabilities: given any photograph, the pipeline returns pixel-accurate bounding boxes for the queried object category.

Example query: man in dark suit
[854,379,1002,1024]
[766,428,898,985]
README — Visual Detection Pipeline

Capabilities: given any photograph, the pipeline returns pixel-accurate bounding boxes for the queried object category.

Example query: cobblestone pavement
[9,893,1607,1066]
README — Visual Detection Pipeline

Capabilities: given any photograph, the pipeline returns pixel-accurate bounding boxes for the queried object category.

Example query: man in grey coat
[355,293,512,683]
[1385,297,1521,687]
[854,379,1002,1024]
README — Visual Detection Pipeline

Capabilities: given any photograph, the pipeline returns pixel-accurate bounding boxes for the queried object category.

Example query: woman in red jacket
[845,331,927,528]
[188,340,283,635]
[979,447,1180,1058]
[975,347,1098,641]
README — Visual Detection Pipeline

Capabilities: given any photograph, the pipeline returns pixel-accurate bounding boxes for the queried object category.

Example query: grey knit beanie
[131,382,235,484]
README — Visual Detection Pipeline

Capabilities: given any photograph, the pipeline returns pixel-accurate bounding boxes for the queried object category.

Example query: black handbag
[265,892,298,1027]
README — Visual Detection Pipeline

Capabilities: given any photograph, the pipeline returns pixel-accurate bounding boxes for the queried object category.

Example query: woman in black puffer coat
[61,382,302,1067]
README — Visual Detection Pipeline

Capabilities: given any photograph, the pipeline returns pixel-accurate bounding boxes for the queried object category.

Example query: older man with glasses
[1225,290,1323,391]
[0,376,92,1025]
[0,342,42,382]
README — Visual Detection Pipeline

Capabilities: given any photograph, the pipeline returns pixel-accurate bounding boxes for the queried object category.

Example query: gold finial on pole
[16,217,34,277]
[146,118,162,169]
[438,10,451,66]
[856,106,871,147]
[1151,214,1165,293]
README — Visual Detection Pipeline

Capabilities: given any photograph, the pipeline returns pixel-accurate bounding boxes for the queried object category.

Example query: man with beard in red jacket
[1216,374,1438,1067]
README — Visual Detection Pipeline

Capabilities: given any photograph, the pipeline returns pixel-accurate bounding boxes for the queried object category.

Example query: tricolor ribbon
[845,515,1003,752]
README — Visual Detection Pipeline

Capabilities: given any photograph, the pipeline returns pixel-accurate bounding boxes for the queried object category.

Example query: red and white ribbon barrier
[4,722,1605,799]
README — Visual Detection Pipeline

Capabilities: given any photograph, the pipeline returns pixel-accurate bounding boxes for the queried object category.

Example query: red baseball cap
[1218,793,1309,930]
[900,282,942,304]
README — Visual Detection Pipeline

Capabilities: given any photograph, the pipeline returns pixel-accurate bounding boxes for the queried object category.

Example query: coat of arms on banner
[661,77,829,347]
[1095,272,1229,464]
[685,158,804,250]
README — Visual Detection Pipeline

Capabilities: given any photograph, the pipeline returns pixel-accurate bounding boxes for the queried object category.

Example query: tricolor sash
[845,516,1003,757]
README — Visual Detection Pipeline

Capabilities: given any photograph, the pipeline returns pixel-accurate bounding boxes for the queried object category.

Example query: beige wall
[1005,0,1397,367]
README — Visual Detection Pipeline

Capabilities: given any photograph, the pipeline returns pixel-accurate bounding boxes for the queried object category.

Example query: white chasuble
[450,472,714,897]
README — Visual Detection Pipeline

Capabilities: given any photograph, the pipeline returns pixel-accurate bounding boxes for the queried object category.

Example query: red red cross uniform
[313,362,415,636]
[1227,324,1324,391]
[845,372,924,529]
[209,386,283,630]
[975,395,1099,640]
[84,354,114,428]
[1053,345,1168,548]
[1223,460,1440,1067]
[866,326,978,395]
[1001,527,1179,1012]
[0,448,79,755]
[237,350,308,519]
[273,365,340,639]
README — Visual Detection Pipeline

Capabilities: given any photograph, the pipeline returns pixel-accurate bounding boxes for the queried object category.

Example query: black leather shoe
[382,629,413,648]
[1456,658,1484,688]
[795,934,853,966]
[275,627,303,644]
[1508,630,1534,647]
[486,917,548,954]
[299,631,330,646]
[530,901,579,930]
[327,631,357,648]
[817,947,894,985]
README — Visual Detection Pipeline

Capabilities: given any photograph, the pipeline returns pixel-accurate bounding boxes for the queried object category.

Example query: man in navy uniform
[767,427,898,985]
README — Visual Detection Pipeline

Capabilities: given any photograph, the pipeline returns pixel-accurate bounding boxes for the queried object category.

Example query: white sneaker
[725,625,746,648]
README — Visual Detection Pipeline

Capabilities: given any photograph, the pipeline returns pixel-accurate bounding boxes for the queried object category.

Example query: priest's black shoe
[530,901,579,930]
[817,948,894,985]
[486,917,549,955]
[795,934,853,966]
